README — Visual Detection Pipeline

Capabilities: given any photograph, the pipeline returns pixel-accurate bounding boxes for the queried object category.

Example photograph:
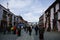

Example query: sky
[0,0,55,22]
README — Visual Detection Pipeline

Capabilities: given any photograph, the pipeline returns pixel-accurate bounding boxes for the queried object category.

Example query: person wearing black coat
[28,26,32,36]
[35,25,39,35]
[39,25,45,40]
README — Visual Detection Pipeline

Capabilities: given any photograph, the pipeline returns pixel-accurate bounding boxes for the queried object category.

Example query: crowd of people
[15,24,45,40]
[0,23,45,40]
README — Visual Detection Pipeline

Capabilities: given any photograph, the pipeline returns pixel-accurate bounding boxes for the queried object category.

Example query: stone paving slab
[44,32,60,40]
[0,34,17,40]
[0,29,39,40]
[16,29,39,40]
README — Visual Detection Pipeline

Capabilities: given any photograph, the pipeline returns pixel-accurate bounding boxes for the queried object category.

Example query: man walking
[39,25,45,40]
[17,23,21,36]
[35,25,39,35]
[28,26,32,36]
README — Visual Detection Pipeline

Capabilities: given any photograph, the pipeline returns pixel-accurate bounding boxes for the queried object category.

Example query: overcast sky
[0,0,55,22]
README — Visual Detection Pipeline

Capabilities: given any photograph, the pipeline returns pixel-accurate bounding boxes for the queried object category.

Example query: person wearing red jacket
[13,26,16,34]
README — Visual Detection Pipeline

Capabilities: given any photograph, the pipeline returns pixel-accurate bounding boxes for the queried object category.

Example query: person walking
[39,25,45,40]
[13,26,16,34]
[18,26,21,36]
[17,23,21,36]
[28,26,32,36]
[3,24,7,34]
[4,26,6,34]
[35,25,39,35]
[26,27,28,33]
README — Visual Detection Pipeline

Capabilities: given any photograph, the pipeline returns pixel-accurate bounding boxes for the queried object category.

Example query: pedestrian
[11,27,14,31]
[11,26,14,34]
[39,25,45,40]
[26,27,29,33]
[3,24,7,34]
[7,27,10,34]
[0,25,1,32]
[4,27,6,34]
[32,26,34,29]
[0,25,3,32]
[13,26,16,34]
[35,25,39,35]
[17,23,21,36]
[28,26,32,36]
[24,27,26,31]
[18,26,21,36]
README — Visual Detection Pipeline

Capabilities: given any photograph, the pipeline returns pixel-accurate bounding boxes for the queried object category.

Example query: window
[54,13,58,20]
[54,6,56,13]
[3,10,7,20]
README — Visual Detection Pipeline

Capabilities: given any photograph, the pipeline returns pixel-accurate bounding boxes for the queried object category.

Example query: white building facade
[45,0,60,31]
[39,0,60,32]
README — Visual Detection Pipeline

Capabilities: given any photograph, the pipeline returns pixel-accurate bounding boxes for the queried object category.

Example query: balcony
[2,10,7,21]
[2,14,7,21]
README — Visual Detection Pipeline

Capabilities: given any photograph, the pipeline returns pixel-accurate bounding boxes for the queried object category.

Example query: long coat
[39,27,45,39]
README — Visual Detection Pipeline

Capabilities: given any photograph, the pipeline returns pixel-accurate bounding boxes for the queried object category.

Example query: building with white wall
[39,13,45,28]
[0,4,24,31]
[0,4,9,28]
[45,0,60,31]
[39,0,60,32]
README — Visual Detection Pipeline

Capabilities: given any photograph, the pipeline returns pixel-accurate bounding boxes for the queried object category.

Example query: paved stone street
[0,33,17,40]
[0,29,39,40]
[44,32,60,40]
[0,29,60,40]
[16,29,39,40]
[16,29,60,40]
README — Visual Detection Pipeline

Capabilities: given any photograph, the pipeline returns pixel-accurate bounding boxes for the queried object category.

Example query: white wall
[50,8,54,30]
[55,3,59,12]
[46,12,48,28]
[57,12,60,31]
[7,14,9,26]
[45,12,48,31]
[15,16,17,22]
[58,12,60,20]
[17,17,19,23]
[12,14,14,26]
[0,6,3,20]
[43,13,45,27]
[57,21,60,31]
